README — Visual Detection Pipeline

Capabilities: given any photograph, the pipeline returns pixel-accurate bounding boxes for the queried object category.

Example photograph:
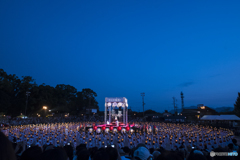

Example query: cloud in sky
[209,74,222,78]
[178,82,194,87]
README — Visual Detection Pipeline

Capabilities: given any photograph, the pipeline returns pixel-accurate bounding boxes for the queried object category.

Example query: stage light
[113,102,117,107]
[97,128,101,133]
[117,102,123,107]
[105,128,109,133]
[113,128,117,133]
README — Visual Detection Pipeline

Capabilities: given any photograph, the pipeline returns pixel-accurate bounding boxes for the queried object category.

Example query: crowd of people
[0,116,142,126]
[0,116,101,126]
[0,119,240,160]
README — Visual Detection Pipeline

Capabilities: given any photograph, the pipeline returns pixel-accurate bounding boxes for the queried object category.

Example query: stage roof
[105,97,127,103]
[201,115,240,120]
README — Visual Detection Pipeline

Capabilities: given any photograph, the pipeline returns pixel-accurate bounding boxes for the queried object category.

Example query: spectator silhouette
[40,148,68,160]
[92,150,110,160]
[64,145,73,160]
[0,131,16,160]
[20,146,42,160]
[77,149,90,160]
[186,150,206,160]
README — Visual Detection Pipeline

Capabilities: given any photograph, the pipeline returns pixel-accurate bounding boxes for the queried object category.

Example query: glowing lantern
[105,128,109,133]
[121,128,126,133]
[126,126,130,131]
[96,128,101,133]
[113,128,117,133]
[110,126,114,131]
[93,126,97,131]
[117,126,122,131]
[102,126,106,131]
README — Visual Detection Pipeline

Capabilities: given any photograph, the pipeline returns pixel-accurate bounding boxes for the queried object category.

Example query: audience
[232,139,239,151]
[152,151,161,160]
[40,148,68,160]
[20,146,42,160]
[76,149,90,160]
[63,145,73,160]
[1,130,240,160]
[92,150,110,160]
[186,149,207,160]
[133,147,152,160]
[0,132,16,160]
[0,118,239,160]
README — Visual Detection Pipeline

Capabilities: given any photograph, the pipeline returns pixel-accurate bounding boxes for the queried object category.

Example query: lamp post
[141,92,145,121]
[25,91,31,119]
[43,106,47,117]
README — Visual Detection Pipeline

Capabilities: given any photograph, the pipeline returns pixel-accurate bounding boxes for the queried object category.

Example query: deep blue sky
[1,0,240,112]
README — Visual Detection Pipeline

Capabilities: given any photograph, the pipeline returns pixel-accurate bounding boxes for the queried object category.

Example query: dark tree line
[234,92,240,117]
[0,69,99,117]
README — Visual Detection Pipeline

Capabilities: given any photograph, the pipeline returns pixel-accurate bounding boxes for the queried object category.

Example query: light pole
[141,92,145,121]
[43,106,47,117]
[25,91,31,119]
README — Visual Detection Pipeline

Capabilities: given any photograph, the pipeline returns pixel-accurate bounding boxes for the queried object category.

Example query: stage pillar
[126,107,128,124]
[109,104,111,123]
[123,105,125,124]
[104,103,107,124]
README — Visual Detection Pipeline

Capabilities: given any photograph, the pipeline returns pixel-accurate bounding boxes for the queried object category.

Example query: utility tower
[141,93,145,119]
[173,97,177,115]
[181,92,184,110]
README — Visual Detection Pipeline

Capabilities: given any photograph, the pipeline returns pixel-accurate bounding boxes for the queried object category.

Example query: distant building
[182,105,217,120]
[181,108,198,120]
[163,112,172,117]
[197,105,217,116]
[145,113,162,117]
[145,113,163,122]
[85,106,98,114]
[165,116,186,122]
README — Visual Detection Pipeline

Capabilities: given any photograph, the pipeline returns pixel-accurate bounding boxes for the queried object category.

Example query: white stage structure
[201,115,240,121]
[105,97,128,124]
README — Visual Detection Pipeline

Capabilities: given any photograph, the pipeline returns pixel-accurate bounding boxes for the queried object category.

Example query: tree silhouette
[0,69,99,117]
[234,92,240,116]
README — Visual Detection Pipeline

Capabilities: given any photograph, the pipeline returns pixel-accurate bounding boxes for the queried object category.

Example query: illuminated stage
[86,97,135,133]
[97,123,135,128]
[88,123,135,133]
[104,97,128,125]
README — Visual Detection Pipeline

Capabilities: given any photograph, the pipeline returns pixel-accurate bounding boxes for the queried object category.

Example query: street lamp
[43,106,47,117]
[25,91,31,119]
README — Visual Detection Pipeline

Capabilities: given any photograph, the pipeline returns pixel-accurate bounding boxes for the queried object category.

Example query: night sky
[1,0,240,112]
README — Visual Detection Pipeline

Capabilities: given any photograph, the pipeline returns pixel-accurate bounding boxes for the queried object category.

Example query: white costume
[115,117,119,126]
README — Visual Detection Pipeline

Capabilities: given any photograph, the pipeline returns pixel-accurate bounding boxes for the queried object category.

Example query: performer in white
[107,121,109,125]
[115,116,119,126]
